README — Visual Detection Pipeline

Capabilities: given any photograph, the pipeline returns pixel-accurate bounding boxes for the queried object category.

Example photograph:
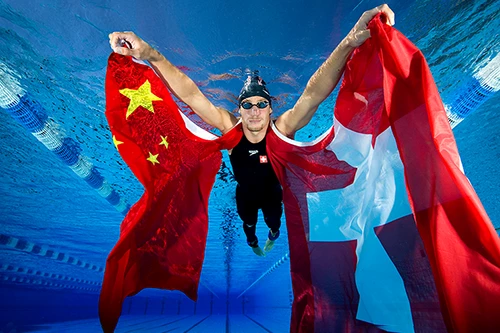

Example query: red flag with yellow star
[99,53,240,332]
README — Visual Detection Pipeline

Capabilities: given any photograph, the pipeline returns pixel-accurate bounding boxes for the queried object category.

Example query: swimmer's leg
[236,187,265,257]
[261,196,283,253]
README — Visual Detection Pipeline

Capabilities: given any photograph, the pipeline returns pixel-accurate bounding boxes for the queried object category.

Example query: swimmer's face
[239,96,272,133]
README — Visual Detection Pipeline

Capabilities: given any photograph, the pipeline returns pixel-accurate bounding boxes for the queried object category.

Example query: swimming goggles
[240,100,269,109]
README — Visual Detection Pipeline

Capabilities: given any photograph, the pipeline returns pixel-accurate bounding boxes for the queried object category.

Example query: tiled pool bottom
[25,312,291,332]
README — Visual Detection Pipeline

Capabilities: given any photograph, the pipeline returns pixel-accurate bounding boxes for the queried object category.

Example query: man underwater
[108,4,395,256]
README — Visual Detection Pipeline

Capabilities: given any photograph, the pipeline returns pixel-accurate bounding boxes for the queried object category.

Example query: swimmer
[108,4,395,257]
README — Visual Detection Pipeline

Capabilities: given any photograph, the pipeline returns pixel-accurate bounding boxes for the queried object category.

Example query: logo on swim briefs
[260,155,268,163]
[249,150,259,156]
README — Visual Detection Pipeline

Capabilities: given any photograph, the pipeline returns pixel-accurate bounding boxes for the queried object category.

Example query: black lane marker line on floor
[124,316,179,328]
[245,314,273,333]
[183,315,211,332]
[124,315,193,332]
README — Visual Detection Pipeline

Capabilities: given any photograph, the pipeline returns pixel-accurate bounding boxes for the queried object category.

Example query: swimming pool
[0,0,499,331]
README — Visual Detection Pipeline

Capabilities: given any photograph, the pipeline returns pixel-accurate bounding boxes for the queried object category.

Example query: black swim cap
[238,70,272,106]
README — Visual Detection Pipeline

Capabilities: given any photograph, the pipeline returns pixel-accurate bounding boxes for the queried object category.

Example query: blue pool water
[0,0,499,331]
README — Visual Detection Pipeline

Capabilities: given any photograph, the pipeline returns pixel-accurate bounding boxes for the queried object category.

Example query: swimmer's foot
[248,239,265,257]
[263,239,275,252]
[252,246,266,257]
[264,229,280,253]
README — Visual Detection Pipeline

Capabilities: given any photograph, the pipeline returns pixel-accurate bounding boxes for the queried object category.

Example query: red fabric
[368,16,500,332]
[267,14,500,332]
[99,53,239,332]
[266,130,358,332]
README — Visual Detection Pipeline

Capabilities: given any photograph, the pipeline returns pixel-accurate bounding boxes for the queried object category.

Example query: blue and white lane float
[0,262,101,292]
[446,52,500,128]
[0,233,103,273]
[0,66,130,214]
[237,253,290,298]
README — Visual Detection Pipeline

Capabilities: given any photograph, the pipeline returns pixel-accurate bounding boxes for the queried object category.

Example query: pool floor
[26,313,290,332]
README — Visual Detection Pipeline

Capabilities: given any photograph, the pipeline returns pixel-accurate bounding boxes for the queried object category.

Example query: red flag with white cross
[266,14,500,333]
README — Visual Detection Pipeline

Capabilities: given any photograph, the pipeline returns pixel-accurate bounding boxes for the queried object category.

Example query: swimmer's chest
[228,135,277,186]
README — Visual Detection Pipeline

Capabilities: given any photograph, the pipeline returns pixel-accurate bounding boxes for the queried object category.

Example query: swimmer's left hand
[345,4,395,48]
[108,31,164,62]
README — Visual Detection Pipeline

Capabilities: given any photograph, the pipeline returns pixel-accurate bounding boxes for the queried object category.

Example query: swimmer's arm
[275,39,354,137]
[148,55,238,133]
[276,4,394,138]
[109,32,238,134]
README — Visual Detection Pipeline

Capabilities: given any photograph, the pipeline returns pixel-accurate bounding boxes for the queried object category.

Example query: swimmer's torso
[229,134,280,191]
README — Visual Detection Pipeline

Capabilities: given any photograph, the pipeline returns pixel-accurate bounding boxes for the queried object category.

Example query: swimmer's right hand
[108,31,164,62]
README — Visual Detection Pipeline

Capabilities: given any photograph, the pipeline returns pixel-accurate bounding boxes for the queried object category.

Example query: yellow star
[159,135,169,149]
[113,135,124,150]
[147,152,160,165]
[119,80,163,119]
